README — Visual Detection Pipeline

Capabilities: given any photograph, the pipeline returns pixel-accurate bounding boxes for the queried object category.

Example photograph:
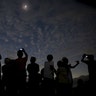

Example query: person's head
[47,54,53,61]
[30,56,36,63]
[4,58,11,65]
[62,57,68,64]
[17,50,23,58]
[57,60,62,67]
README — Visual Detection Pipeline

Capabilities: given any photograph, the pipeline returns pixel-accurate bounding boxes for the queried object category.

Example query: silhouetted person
[27,56,41,96]
[15,48,28,95]
[81,54,96,82]
[55,60,68,96]
[2,58,18,96]
[43,54,55,96]
[81,54,96,95]
[60,57,79,95]
[62,57,79,86]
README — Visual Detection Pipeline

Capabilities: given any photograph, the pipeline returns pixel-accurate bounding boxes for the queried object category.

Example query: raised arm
[69,61,79,68]
[81,54,88,64]
[22,48,28,58]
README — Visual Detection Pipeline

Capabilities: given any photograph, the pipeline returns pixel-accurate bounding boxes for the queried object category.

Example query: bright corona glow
[22,3,29,11]
[24,5,27,9]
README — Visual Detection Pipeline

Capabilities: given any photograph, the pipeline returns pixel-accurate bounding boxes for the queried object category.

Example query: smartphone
[20,48,23,51]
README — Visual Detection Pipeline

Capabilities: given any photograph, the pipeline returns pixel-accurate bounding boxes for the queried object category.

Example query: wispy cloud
[0,0,96,77]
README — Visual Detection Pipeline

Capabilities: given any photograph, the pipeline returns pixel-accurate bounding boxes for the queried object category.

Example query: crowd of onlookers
[0,48,96,96]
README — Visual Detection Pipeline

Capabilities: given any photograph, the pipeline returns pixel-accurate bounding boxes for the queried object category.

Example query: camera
[85,55,88,58]
[19,48,23,51]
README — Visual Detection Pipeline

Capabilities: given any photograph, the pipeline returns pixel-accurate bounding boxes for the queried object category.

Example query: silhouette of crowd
[0,50,96,96]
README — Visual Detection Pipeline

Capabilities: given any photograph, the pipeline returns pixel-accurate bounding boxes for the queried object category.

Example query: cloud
[0,0,96,78]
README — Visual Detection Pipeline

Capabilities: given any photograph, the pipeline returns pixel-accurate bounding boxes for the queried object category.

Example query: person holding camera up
[81,54,96,82]
[15,48,28,95]
[81,54,96,95]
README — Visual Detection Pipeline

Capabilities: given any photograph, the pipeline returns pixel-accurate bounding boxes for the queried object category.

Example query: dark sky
[0,0,96,78]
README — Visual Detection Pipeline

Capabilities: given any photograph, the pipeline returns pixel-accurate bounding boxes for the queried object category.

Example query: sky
[0,0,96,78]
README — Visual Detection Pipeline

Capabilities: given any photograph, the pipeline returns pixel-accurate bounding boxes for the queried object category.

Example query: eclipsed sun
[22,3,29,11]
